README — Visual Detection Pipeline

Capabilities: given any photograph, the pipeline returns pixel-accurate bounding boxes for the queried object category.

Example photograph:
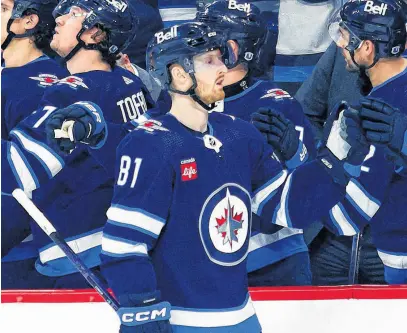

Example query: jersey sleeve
[100,131,174,299]
[321,145,394,236]
[249,129,346,231]
[3,86,90,195]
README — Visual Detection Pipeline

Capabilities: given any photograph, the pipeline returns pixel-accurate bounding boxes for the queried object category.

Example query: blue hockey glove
[360,97,407,160]
[117,291,172,333]
[46,101,107,155]
[251,107,308,168]
[317,102,370,186]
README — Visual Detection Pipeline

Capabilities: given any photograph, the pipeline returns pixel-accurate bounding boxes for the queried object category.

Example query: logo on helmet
[105,0,128,12]
[228,0,251,13]
[391,45,401,55]
[364,1,387,16]
[155,26,177,44]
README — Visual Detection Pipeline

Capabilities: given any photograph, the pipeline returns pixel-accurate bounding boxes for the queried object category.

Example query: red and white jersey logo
[29,74,59,87]
[260,88,293,100]
[180,157,198,181]
[58,76,89,89]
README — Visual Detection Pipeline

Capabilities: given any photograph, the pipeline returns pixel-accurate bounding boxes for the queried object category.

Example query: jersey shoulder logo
[57,76,89,89]
[29,74,59,87]
[136,119,169,133]
[260,88,293,100]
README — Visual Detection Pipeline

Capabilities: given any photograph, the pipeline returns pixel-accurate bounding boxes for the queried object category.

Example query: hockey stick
[348,232,362,284]
[12,188,120,311]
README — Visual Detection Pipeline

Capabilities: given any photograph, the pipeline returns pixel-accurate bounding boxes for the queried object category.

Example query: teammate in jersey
[196,0,314,286]
[97,22,370,332]
[1,0,67,269]
[2,0,158,288]
[263,0,407,284]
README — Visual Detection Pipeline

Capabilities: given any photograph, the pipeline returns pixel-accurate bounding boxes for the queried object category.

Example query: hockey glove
[251,107,308,169]
[317,102,370,186]
[360,97,407,161]
[117,291,172,333]
[46,101,107,155]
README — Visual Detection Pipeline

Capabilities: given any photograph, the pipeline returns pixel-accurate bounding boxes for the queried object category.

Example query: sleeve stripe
[39,231,102,264]
[346,179,381,220]
[248,228,303,253]
[273,173,293,228]
[106,205,165,237]
[106,219,159,239]
[101,234,148,257]
[377,250,407,269]
[252,170,288,214]
[329,203,359,236]
[10,130,64,177]
[7,142,39,194]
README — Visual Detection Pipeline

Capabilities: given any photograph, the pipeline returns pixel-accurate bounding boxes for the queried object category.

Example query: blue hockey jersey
[213,78,316,272]
[3,67,157,276]
[100,112,345,332]
[1,55,68,139]
[1,55,67,258]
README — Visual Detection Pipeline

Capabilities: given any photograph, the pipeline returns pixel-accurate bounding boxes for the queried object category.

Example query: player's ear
[227,40,239,59]
[169,64,192,91]
[82,26,107,44]
[24,13,40,30]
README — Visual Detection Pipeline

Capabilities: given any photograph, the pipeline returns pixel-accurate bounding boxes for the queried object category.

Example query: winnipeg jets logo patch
[29,74,59,87]
[199,183,251,266]
[260,88,292,100]
[58,76,89,89]
[136,119,169,133]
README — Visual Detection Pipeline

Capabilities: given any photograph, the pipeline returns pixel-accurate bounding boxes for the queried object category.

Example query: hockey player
[196,0,314,286]
[262,0,407,284]
[1,0,67,262]
[2,0,158,288]
[1,0,68,137]
[97,22,370,332]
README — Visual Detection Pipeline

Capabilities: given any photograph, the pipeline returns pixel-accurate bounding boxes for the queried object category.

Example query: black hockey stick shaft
[12,189,120,311]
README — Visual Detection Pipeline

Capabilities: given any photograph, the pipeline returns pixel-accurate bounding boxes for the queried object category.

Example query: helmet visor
[328,15,363,52]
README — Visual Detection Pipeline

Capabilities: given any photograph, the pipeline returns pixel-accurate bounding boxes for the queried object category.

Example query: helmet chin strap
[62,26,101,63]
[168,73,216,111]
[349,43,380,71]
[1,19,36,51]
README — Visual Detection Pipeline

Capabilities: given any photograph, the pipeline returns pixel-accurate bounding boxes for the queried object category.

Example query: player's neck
[169,95,208,133]
[367,58,407,87]
[3,40,43,68]
[66,49,111,74]
[223,64,248,87]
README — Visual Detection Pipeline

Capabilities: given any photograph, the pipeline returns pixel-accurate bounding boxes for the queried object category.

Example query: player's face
[193,49,227,105]
[51,6,88,57]
[1,0,14,45]
[337,27,362,72]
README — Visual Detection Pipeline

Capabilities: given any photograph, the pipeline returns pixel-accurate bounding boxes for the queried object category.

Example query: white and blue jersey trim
[106,204,166,238]
[345,179,381,221]
[35,228,103,276]
[10,129,64,178]
[377,250,407,270]
[101,233,148,258]
[169,294,260,332]
[252,170,288,215]
[247,228,306,272]
[7,141,39,194]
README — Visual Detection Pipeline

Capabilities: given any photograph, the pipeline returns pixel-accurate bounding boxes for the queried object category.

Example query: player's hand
[318,101,370,186]
[46,101,107,155]
[117,291,172,333]
[251,107,307,168]
[360,97,407,158]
